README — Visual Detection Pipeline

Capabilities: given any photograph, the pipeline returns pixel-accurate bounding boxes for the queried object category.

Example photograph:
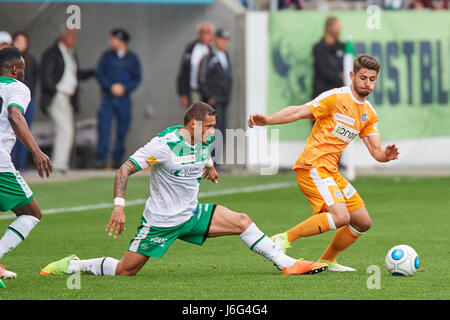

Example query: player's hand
[179,95,190,108]
[203,166,218,184]
[248,114,269,128]
[106,206,126,238]
[385,144,400,161]
[111,83,126,97]
[32,149,53,179]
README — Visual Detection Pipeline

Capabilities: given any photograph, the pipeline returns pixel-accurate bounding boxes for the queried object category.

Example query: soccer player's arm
[6,84,52,178]
[202,135,218,184]
[107,140,164,238]
[361,114,399,163]
[248,91,335,127]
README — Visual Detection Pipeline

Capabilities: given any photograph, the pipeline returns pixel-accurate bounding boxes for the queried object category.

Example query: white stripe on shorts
[14,171,33,198]
[309,168,336,207]
[129,224,150,252]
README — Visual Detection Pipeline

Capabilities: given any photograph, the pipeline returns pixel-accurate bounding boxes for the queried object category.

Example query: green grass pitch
[0,173,449,300]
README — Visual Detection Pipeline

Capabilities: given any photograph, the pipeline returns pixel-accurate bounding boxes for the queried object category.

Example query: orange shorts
[295,167,365,215]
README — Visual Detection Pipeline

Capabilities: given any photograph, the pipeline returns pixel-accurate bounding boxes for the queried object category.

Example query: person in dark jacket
[312,17,345,100]
[176,22,214,108]
[95,28,141,169]
[198,29,232,138]
[10,31,38,171]
[40,27,94,173]
[198,29,232,169]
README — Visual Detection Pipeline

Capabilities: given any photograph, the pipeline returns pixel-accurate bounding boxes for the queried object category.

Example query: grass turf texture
[0,173,449,300]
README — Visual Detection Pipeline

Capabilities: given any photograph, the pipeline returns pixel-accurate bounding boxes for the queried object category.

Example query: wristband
[205,158,214,168]
[114,197,125,207]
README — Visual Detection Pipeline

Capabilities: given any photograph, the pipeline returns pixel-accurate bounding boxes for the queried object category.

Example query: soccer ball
[385,245,419,276]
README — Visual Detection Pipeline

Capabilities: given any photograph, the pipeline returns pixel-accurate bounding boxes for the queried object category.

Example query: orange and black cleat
[283,260,328,275]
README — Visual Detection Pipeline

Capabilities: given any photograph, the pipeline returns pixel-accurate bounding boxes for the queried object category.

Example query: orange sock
[286,212,332,243]
[320,225,361,262]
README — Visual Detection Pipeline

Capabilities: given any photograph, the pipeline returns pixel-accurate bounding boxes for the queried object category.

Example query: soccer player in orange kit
[248,54,400,271]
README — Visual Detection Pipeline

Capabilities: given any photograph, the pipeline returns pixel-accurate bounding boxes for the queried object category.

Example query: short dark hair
[184,102,217,125]
[0,46,23,75]
[353,54,381,74]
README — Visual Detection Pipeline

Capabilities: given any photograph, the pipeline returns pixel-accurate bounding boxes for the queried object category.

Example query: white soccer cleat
[0,264,17,279]
[319,260,356,272]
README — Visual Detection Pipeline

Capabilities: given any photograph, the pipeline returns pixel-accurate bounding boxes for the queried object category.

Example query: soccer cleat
[271,232,292,253]
[318,259,356,272]
[0,279,6,288]
[283,259,328,275]
[0,264,17,279]
[39,254,80,275]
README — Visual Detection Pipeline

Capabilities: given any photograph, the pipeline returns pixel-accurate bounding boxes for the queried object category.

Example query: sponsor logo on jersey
[361,113,368,122]
[343,183,357,199]
[173,154,196,164]
[334,112,355,126]
[173,166,203,177]
[331,123,360,143]
[145,156,159,166]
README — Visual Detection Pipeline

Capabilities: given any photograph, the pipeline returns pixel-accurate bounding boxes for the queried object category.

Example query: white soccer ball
[385,244,419,276]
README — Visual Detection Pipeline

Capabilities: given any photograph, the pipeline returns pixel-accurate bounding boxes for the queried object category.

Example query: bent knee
[355,218,372,233]
[238,213,252,233]
[332,212,351,228]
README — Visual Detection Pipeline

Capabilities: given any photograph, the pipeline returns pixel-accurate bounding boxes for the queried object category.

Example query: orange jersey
[293,87,379,172]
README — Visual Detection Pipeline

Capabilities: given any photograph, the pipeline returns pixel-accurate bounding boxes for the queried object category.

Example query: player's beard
[353,82,372,97]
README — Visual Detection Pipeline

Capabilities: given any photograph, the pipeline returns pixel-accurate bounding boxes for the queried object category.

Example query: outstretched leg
[41,251,149,277]
[207,205,327,274]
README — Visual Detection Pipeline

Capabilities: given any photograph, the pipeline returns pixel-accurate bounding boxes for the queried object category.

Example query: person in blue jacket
[95,28,141,169]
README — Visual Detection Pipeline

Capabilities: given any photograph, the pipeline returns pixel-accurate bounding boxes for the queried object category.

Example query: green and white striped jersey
[129,125,215,227]
[0,76,31,172]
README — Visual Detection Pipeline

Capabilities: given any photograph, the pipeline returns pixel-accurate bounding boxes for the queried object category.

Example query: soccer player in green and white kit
[0,47,52,279]
[40,102,327,277]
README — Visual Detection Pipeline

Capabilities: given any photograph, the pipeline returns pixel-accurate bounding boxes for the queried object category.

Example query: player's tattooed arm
[108,160,139,238]
[114,160,139,198]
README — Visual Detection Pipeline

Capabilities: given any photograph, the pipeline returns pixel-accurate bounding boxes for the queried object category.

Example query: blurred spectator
[198,29,232,170]
[410,0,448,8]
[312,16,345,100]
[382,0,412,9]
[278,0,303,9]
[95,28,141,169]
[176,22,214,108]
[40,27,94,173]
[0,31,12,50]
[10,31,38,171]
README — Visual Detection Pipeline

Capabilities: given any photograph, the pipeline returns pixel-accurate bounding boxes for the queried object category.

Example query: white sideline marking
[0,182,296,221]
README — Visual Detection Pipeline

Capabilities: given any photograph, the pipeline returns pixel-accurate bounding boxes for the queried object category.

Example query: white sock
[326,212,337,230]
[0,215,39,260]
[240,223,296,268]
[68,257,119,276]
[349,224,365,236]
